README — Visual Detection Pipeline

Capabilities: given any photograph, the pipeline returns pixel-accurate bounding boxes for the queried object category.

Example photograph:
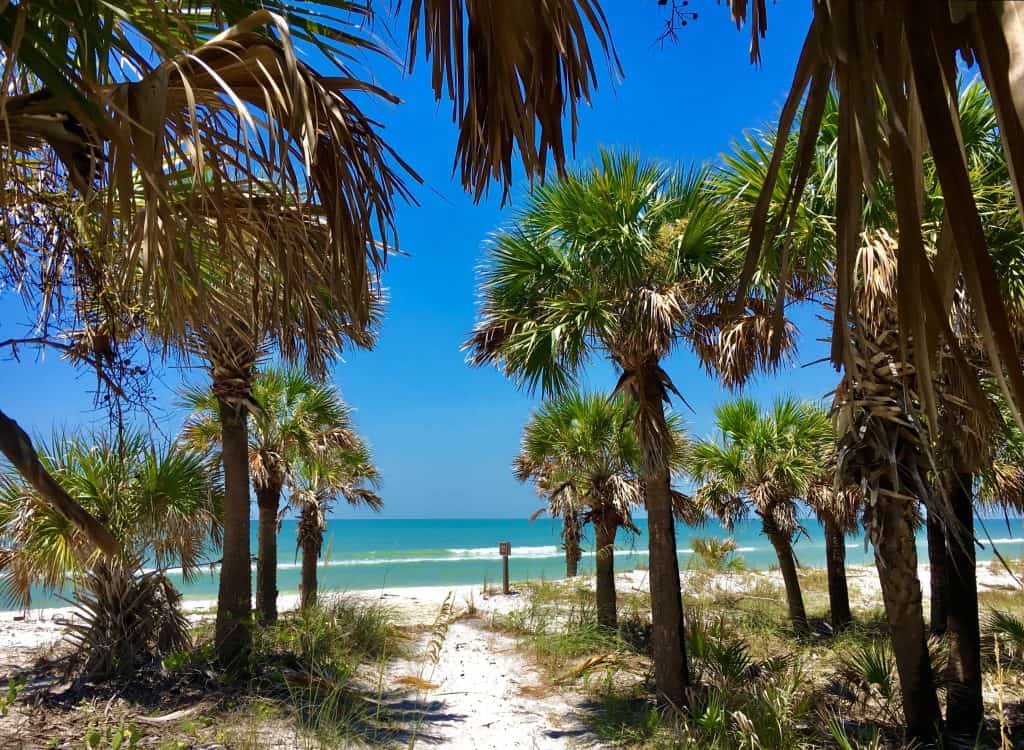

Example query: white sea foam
[148,544,661,574]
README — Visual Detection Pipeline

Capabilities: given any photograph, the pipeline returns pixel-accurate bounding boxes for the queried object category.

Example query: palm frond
[406,0,619,200]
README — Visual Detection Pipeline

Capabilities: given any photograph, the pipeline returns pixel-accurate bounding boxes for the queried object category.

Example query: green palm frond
[466,149,778,408]
[515,388,689,528]
[691,397,843,537]
[0,429,220,606]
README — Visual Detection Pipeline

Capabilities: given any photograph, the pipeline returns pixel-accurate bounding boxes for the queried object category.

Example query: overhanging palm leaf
[719,0,1024,439]
[406,0,619,201]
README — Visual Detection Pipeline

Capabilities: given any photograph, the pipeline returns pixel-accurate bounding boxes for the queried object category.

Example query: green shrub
[688,536,746,572]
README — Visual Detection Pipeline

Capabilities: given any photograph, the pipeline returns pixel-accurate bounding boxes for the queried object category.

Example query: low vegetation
[489,569,1024,749]
[0,595,411,749]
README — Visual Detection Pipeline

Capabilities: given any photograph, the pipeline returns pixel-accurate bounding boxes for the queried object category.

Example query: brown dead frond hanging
[1,11,416,348]
[406,0,620,201]
[724,0,1024,432]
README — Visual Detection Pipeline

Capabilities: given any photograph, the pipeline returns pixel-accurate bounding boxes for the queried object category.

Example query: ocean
[18,516,1024,609]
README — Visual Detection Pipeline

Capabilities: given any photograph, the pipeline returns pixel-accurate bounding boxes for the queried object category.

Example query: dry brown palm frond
[344,486,383,511]
[62,561,190,680]
[6,11,415,349]
[406,0,619,201]
[722,0,1024,433]
[597,473,642,521]
[701,307,798,390]
[980,461,1024,514]
[670,488,704,526]
[807,478,862,534]
[315,427,364,455]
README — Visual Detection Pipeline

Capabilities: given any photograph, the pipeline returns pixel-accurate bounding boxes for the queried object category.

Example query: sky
[0,1,841,519]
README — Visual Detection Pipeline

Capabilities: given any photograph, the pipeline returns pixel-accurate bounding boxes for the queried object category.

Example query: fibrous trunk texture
[872,484,942,742]
[824,516,852,631]
[299,500,323,610]
[255,485,281,624]
[764,516,808,634]
[926,512,949,636]
[594,510,618,629]
[564,515,582,578]
[215,396,253,667]
[636,363,688,708]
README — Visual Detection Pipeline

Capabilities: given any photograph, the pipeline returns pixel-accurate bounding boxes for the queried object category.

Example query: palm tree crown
[691,397,832,534]
[180,367,359,495]
[0,430,222,606]
[468,149,750,397]
[515,390,688,527]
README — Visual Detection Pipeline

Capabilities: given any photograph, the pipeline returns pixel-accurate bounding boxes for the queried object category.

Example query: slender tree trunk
[215,396,253,667]
[300,501,322,609]
[255,485,281,624]
[871,486,942,743]
[764,516,808,634]
[926,511,949,636]
[946,472,983,740]
[564,515,581,578]
[594,510,618,629]
[636,363,688,708]
[824,515,852,631]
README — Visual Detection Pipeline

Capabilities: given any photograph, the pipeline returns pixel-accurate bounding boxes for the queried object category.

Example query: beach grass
[487,567,1024,749]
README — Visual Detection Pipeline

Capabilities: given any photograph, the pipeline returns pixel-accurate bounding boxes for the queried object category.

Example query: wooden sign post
[499,541,511,594]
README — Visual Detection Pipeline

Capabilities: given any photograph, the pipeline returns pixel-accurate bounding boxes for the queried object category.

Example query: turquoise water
[17,516,1024,609]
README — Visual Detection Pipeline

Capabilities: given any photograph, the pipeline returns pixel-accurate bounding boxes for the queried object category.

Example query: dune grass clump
[592,614,814,750]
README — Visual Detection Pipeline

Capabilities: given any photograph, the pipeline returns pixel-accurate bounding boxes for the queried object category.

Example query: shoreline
[1,562,1020,662]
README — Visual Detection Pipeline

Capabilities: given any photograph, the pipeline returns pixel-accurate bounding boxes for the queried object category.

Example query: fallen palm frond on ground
[555,650,649,684]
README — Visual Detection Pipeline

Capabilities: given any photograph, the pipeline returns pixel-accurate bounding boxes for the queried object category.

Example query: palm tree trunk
[871,486,942,742]
[564,515,581,578]
[763,516,808,634]
[594,510,617,629]
[636,364,689,708]
[255,484,281,624]
[945,472,983,740]
[926,511,949,636]
[299,500,322,609]
[215,396,253,667]
[824,515,852,631]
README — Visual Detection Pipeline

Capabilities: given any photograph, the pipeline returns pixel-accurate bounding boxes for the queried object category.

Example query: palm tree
[690,398,833,634]
[465,149,786,706]
[527,473,585,578]
[181,367,360,624]
[717,79,1017,740]
[0,429,221,676]
[0,0,616,572]
[714,1,1024,450]
[0,430,222,604]
[514,391,688,628]
[292,441,382,610]
[806,468,861,632]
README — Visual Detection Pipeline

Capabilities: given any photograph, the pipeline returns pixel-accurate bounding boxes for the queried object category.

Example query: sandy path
[404,619,598,749]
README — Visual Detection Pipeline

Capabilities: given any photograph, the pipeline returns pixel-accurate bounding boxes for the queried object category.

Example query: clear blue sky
[0,1,838,518]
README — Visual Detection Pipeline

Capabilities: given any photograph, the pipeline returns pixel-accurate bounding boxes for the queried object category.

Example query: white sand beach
[1,563,1019,749]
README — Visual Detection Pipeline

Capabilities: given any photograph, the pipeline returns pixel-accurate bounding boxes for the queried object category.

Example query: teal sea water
[18,516,1024,609]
